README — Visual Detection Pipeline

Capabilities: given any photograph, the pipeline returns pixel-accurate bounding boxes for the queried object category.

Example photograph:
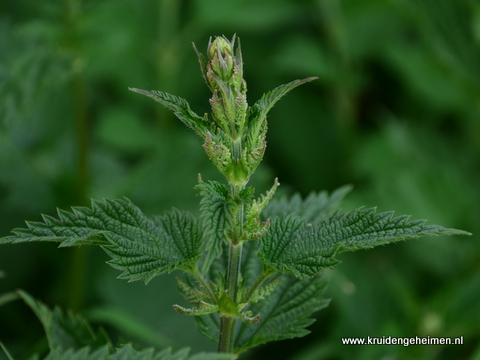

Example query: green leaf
[43,346,109,360]
[18,290,111,352]
[43,344,236,360]
[247,277,281,305]
[259,208,472,278]
[129,88,210,139]
[202,132,232,176]
[243,178,278,241]
[252,77,318,120]
[247,77,318,150]
[193,312,220,345]
[195,180,234,273]
[234,274,330,353]
[1,342,16,360]
[262,184,352,222]
[173,301,218,317]
[1,199,203,283]
[18,290,234,360]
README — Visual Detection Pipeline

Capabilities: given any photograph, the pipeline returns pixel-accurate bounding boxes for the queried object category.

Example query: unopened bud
[199,35,247,140]
[208,37,235,81]
[206,35,241,90]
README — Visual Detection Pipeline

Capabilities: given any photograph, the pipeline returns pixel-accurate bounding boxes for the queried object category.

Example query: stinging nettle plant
[0,35,471,359]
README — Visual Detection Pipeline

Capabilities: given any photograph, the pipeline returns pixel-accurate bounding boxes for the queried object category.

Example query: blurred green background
[1,0,479,359]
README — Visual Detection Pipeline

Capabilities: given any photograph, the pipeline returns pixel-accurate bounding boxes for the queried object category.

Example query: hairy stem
[218,243,243,353]
[218,317,236,354]
[217,183,245,353]
[225,242,243,303]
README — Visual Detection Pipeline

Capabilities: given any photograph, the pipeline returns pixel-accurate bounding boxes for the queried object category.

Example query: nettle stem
[218,316,236,354]
[225,242,243,302]
[218,244,242,353]
[218,182,245,353]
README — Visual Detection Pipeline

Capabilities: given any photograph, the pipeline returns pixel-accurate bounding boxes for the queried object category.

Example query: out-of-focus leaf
[18,290,111,352]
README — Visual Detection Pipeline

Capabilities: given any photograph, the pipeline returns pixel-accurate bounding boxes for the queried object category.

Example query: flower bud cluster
[132,35,315,189]
[200,35,247,140]
[192,35,316,188]
[194,35,260,187]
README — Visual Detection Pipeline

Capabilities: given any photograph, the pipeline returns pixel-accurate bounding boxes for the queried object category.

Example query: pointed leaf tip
[129,88,209,138]
[259,206,471,278]
[128,87,150,96]
[1,199,203,283]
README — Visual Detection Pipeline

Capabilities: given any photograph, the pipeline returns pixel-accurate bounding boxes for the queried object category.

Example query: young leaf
[18,290,111,352]
[259,208,472,278]
[246,77,318,150]
[129,88,210,139]
[252,77,318,121]
[0,199,203,283]
[234,274,330,354]
[195,180,235,273]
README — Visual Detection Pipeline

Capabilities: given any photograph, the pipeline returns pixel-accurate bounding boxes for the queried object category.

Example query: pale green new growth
[259,208,471,278]
[0,199,202,283]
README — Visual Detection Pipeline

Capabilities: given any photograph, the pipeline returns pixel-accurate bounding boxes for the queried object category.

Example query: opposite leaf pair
[0,185,469,355]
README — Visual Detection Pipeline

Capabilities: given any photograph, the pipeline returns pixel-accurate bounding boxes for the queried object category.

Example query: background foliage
[1,0,479,359]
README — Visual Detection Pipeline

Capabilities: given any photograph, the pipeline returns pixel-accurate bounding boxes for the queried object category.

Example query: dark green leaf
[234,274,330,353]
[129,88,210,138]
[105,209,202,282]
[1,199,203,283]
[259,208,472,278]
[193,312,220,345]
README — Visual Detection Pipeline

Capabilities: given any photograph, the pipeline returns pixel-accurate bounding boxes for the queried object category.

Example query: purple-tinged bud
[207,36,236,85]
[195,35,248,140]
